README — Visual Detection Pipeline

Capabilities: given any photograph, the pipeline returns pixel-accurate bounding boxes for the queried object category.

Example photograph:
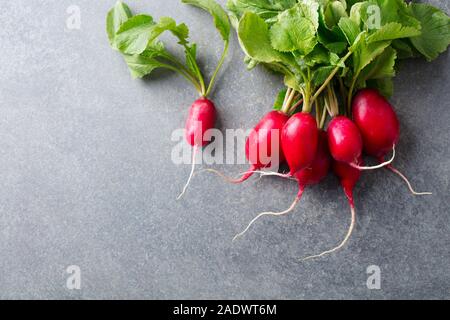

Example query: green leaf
[324,0,348,29]
[338,17,361,45]
[123,50,168,78]
[350,32,391,75]
[367,78,394,97]
[226,0,297,24]
[367,22,421,43]
[312,65,335,86]
[115,15,155,54]
[182,0,230,42]
[273,88,287,110]
[391,39,417,59]
[106,1,133,48]
[356,46,397,88]
[237,12,284,63]
[269,2,319,54]
[409,3,450,61]
[116,16,189,55]
[184,43,199,76]
[365,0,421,28]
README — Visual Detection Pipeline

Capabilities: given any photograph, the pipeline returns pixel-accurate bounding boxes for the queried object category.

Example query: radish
[282,112,319,176]
[206,110,289,183]
[106,1,231,199]
[302,157,362,260]
[233,130,331,241]
[178,97,217,199]
[327,116,395,170]
[352,89,431,195]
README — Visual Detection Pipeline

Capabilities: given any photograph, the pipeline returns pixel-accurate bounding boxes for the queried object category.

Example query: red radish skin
[282,112,319,176]
[178,98,217,199]
[185,97,217,147]
[206,110,289,184]
[327,116,395,170]
[353,89,431,195]
[302,158,362,260]
[327,116,363,164]
[233,131,331,241]
[352,89,399,158]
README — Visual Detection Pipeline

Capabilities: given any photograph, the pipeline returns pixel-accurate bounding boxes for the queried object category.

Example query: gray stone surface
[0,0,448,300]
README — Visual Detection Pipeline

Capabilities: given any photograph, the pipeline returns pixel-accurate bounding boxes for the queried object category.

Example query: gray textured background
[0,0,448,300]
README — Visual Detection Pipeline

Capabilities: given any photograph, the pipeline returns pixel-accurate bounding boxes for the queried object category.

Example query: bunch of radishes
[108,0,450,260]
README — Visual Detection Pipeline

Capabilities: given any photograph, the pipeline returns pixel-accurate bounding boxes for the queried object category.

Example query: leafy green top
[106,0,230,97]
[228,0,450,115]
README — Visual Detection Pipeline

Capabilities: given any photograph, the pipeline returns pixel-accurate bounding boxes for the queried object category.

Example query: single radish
[352,88,431,195]
[302,157,362,260]
[185,98,217,147]
[106,1,231,199]
[327,116,395,170]
[233,130,331,241]
[206,110,289,183]
[178,98,217,199]
[282,112,319,176]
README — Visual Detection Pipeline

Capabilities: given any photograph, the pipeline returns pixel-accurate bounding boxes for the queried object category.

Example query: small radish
[106,1,231,199]
[233,130,331,241]
[178,98,217,199]
[352,88,431,195]
[302,157,362,260]
[327,116,395,170]
[206,110,289,183]
[282,112,319,176]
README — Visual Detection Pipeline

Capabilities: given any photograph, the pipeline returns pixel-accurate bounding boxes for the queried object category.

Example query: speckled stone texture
[0,0,448,299]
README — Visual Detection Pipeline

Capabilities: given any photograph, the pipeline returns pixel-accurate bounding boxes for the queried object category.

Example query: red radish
[352,88,431,195]
[282,112,319,176]
[302,157,362,260]
[327,116,395,170]
[185,97,217,147]
[206,110,289,183]
[327,116,362,164]
[178,98,217,199]
[233,131,331,241]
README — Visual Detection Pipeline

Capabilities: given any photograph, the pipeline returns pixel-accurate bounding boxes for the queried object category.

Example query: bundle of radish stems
[108,0,450,260]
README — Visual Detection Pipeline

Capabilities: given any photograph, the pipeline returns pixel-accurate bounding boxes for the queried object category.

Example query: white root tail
[388,166,432,196]
[351,145,396,171]
[301,205,356,261]
[233,196,301,242]
[200,169,295,183]
[177,145,198,200]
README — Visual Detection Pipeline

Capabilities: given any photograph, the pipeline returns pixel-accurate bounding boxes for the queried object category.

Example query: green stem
[302,86,312,113]
[161,52,199,82]
[310,51,353,105]
[347,77,357,116]
[159,54,204,95]
[281,88,296,114]
[205,41,229,97]
[162,63,203,95]
[319,98,328,129]
[315,100,320,126]
[182,45,206,96]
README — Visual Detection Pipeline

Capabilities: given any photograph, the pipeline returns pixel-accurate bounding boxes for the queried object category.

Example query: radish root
[387,165,432,196]
[301,205,356,261]
[200,167,256,184]
[177,145,198,200]
[233,194,302,242]
[351,145,396,171]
